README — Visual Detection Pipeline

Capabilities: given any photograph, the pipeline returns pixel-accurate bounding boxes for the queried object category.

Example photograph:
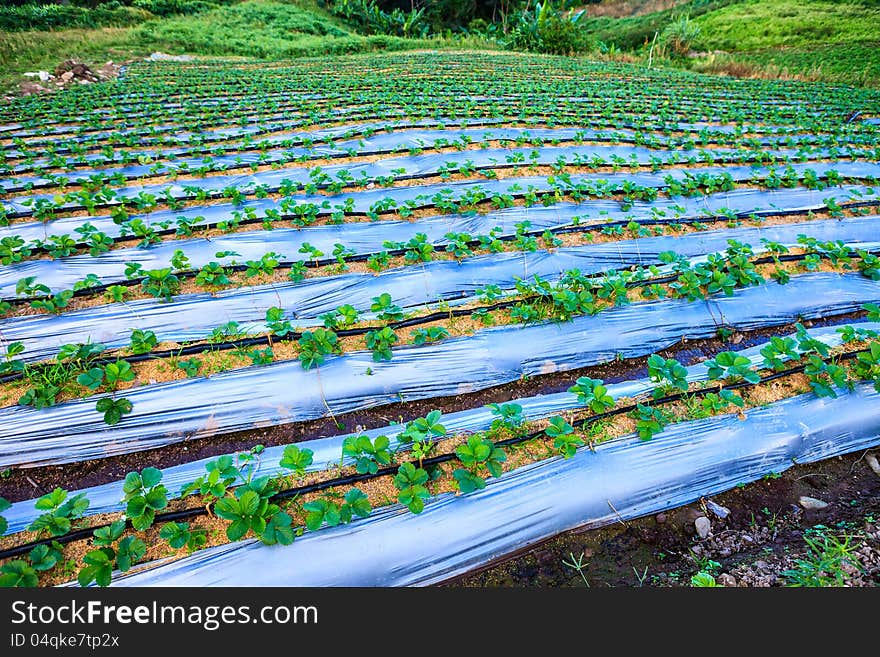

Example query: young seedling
[453,435,506,493]
[545,416,584,458]
[393,463,431,514]
[567,377,615,413]
[122,468,168,531]
[27,488,89,537]
[647,354,688,398]
[303,488,371,531]
[279,444,314,477]
[342,434,392,474]
[630,404,669,440]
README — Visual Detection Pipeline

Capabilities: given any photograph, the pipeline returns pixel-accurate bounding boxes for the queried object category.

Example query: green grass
[0,28,148,92]
[0,0,495,93]
[690,0,880,51]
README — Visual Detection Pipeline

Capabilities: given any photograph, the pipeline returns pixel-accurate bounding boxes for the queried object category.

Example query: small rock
[730,332,743,344]
[695,516,712,539]
[866,453,880,477]
[61,71,74,82]
[655,512,667,524]
[706,500,731,519]
[799,495,829,510]
[717,573,737,587]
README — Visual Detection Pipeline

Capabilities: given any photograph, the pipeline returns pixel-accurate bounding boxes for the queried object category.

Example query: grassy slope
[0,0,480,93]
[582,0,880,87]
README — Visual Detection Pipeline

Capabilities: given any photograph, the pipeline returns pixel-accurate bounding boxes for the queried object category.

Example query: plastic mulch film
[0,271,878,468]
[2,184,876,298]
[4,320,875,535]
[5,217,880,363]
[4,159,878,232]
[106,384,880,586]
[2,126,849,185]
[2,141,857,193]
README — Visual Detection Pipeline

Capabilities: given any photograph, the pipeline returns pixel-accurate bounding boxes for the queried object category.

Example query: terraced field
[1,51,879,587]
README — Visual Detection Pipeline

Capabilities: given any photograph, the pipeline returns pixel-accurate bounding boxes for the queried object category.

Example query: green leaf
[93,520,125,547]
[453,468,486,494]
[0,560,38,588]
[115,536,146,572]
[344,488,371,519]
[78,548,114,588]
[27,544,59,572]
[76,367,104,391]
[159,522,190,550]
[279,444,314,474]
[34,487,67,511]
[261,512,296,546]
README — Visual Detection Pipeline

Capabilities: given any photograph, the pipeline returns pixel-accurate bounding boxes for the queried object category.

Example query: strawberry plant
[760,336,800,371]
[27,488,89,537]
[342,434,392,474]
[453,435,506,493]
[303,488,371,531]
[647,354,688,398]
[96,396,133,425]
[279,444,314,476]
[195,261,231,287]
[176,358,201,378]
[160,522,207,552]
[853,342,880,390]
[141,268,181,301]
[370,293,404,322]
[214,477,293,544]
[181,455,241,499]
[122,468,168,531]
[393,462,431,514]
[630,404,669,440]
[79,520,146,587]
[700,389,744,413]
[130,329,158,354]
[30,289,73,314]
[0,561,38,588]
[411,326,450,345]
[0,342,25,376]
[794,323,831,358]
[365,327,398,361]
[545,416,584,458]
[804,355,850,398]
[705,352,760,384]
[266,307,294,337]
[298,328,340,369]
[321,304,360,330]
[401,410,446,442]
[568,377,615,413]
[488,402,525,432]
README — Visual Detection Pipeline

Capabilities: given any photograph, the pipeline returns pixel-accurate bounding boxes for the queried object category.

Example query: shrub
[659,15,701,56]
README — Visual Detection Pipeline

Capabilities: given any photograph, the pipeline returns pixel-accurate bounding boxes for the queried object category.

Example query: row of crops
[0,52,879,587]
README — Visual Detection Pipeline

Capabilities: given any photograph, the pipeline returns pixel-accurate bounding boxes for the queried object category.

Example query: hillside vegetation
[1,0,878,93]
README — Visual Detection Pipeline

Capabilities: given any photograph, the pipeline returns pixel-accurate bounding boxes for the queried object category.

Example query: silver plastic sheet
[107,384,880,586]
[4,216,880,363]
[5,320,873,535]
[0,271,877,468]
[2,183,876,298]
[4,159,877,234]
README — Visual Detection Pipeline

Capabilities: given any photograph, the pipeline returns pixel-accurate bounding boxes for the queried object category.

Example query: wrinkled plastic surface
[3,141,854,193]
[1,272,877,468]
[2,183,875,297]
[4,160,877,234]
[5,320,874,535]
[5,217,880,363]
[3,126,848,184]
[108,385,880,586]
